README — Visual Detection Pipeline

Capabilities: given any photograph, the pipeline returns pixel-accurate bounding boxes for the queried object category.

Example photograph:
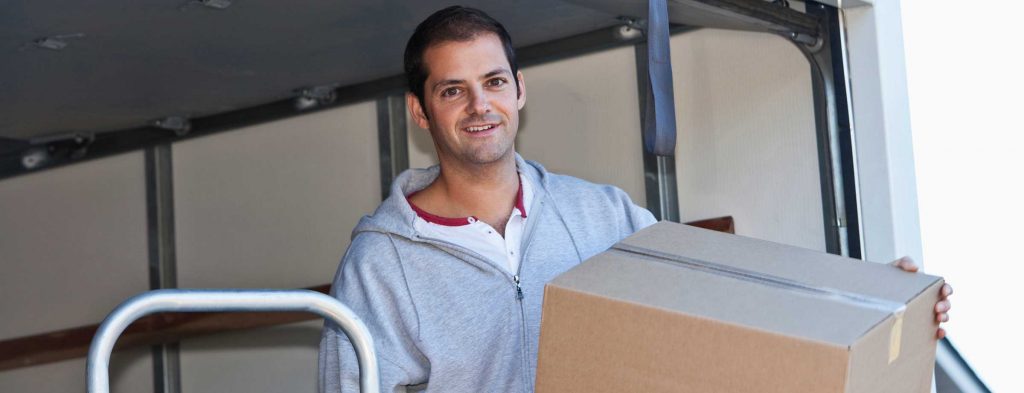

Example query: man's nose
[467,89,490,114]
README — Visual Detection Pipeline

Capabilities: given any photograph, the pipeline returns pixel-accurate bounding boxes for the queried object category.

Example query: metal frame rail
[86,289,379,393]
[792,1,862,258]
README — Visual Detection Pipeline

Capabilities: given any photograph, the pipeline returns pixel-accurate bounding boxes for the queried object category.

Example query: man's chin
[461,148,515,166]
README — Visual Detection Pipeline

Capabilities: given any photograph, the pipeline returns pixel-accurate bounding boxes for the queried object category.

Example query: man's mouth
[464,124,498,133]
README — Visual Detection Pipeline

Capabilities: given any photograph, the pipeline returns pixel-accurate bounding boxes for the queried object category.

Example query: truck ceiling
[0,0,818,176]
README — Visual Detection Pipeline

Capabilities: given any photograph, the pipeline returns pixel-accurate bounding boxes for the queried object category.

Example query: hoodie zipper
[416,235,532,391]
[513,197,543,392]
[513,275,523,300]
[515,273,529,393]
[414,194,546,393]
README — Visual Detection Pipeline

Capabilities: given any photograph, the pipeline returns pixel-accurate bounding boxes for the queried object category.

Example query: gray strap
[644,0,678,156]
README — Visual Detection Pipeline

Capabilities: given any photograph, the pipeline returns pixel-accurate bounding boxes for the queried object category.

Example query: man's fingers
[891,256,919,273]
[888,258,951,342]
[941,283,953,298]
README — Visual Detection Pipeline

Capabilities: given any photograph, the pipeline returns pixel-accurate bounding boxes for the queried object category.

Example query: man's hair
[404,6,520,112]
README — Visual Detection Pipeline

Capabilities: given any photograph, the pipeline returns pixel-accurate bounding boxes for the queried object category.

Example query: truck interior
[0,0,988,392]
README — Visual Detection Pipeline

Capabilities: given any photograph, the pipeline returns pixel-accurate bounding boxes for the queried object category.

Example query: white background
[901,1,1023,391]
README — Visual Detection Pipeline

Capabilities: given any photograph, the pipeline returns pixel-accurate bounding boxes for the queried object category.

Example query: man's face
[408,33,526,167]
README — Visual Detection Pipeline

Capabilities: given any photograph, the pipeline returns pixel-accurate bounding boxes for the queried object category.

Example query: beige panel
[179,321,321,393]
[405,46,646,205]
[0,348,152,393]
[671,29,826,251]
[0,152,149,340]
[173,102,380,289]
[516,46,646,204]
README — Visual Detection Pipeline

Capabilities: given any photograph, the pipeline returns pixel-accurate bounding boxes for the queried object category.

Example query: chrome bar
[86,289,379,393]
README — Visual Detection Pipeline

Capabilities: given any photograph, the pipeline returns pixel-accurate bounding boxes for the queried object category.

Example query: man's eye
[441,87,461,97]
[487,78,507,87]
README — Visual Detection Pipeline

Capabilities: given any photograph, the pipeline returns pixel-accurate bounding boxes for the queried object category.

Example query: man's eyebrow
[431,78,464,93]
[483,69,512,79]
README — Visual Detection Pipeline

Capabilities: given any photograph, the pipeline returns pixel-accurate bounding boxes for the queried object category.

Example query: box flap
[617,222,941,304]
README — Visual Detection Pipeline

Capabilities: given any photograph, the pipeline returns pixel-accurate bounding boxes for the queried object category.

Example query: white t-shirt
[408,172,533,274]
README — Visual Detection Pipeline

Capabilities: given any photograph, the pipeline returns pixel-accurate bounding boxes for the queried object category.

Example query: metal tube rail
[86,289,379,393]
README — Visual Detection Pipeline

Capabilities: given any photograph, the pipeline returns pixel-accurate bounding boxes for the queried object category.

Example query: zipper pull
[514,275,523,300]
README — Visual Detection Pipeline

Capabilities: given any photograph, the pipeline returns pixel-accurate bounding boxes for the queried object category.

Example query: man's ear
[407,92,430,130]
[516,70,526,110]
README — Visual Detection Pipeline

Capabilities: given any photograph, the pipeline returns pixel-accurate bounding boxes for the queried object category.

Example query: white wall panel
[172,102,378,392]
[0,152,149,337]
[671,29,826,251]
[173,102,380,289]
[0,348,151,393]
[0,153,151,390]
[179,321,321,393]
[516,46,646,204]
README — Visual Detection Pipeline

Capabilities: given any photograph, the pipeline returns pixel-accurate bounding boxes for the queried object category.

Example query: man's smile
[464,123,499,133]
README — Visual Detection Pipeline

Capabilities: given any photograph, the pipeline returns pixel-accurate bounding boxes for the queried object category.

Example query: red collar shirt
[408,172,533,275]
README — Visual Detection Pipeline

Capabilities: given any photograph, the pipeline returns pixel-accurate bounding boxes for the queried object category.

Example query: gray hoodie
[319,155,656,393]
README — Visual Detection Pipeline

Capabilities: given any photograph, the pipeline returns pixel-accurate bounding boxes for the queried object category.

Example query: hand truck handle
[86,289,379,393]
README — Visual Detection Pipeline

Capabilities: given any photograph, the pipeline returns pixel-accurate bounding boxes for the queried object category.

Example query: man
[319,6,952,392]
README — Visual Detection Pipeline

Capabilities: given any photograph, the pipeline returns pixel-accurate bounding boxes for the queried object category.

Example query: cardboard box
[535,221,943,393]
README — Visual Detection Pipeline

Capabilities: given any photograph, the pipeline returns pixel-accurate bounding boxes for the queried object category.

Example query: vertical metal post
[793,2,863,257]
[812,1,863,259]
[144,144,181,393]
[377,95,409,200]
[635,42,680,222]
[805,54,845,256]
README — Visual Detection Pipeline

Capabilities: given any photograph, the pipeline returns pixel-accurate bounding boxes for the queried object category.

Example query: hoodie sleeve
[319,233,428,393]
[618,187,657,233]
[541,172,658,262]
[589,180,657,237]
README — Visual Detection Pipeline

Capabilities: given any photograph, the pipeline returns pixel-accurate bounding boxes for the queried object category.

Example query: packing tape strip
[889,315,903,364]
[612,243,906,362]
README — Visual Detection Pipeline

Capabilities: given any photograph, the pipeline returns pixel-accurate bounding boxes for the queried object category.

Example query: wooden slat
[0,284,330,371]
[684,216,735,234]
[1,217,737,371]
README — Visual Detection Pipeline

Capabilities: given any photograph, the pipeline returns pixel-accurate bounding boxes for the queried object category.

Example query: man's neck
[411,154,519,234]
